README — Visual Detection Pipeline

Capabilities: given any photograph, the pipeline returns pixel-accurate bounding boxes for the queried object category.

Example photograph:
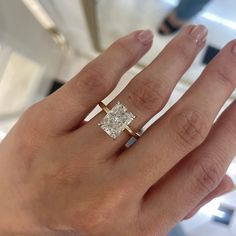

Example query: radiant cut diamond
[98,101,135,139]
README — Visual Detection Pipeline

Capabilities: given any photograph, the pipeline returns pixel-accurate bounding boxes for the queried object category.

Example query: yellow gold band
[125,125,141,139]
[98,102,110,113]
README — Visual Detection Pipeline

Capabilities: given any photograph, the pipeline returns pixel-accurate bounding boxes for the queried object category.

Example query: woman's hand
[0,25,236,236]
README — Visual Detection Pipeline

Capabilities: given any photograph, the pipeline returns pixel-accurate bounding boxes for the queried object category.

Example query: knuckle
[128,79,166,114]
[21,102,51,134]
[19,104,42,135]
[172,109,208,149]
[172,40,193,62]
[214,64,236,90]
[194,159,222,192]
[79,63,113,93]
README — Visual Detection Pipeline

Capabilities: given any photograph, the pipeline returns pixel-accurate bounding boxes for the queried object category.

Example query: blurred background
[0,0,236,235]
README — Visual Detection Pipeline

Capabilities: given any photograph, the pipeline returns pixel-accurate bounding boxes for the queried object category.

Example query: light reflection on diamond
[98,101,135,139]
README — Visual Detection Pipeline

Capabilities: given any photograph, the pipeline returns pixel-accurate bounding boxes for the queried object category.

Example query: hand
[0,25,236,236]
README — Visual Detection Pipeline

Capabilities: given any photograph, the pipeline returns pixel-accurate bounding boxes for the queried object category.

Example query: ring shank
[99,102,110,113]
[125,125,141,139]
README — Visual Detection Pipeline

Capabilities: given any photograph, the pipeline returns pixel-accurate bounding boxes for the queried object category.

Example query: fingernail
[232,45,236,55]
[137,30,154,45]
[190,25,208,44]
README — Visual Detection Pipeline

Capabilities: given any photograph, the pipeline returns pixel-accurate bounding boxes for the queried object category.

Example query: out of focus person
[158,0,212,35]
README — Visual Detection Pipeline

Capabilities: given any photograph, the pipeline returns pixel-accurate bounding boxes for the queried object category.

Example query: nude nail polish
[137,30,154,45]
[190,25,208,44]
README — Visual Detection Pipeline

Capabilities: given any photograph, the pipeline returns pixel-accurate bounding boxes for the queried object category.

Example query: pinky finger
[184,175,235,220]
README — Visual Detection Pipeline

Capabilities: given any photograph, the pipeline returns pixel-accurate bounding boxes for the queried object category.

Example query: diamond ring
[98,101,140,140]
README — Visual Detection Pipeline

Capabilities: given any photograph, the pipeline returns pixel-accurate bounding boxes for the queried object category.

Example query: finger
[140,100,236,233]
[184,175,234,219]
[32,30,153,133]
[76,25,207,156]
[120,39,236,189]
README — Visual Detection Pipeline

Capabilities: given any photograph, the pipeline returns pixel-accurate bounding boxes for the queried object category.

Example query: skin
[0,25,236,236]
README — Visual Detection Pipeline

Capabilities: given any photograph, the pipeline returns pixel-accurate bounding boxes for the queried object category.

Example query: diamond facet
[98,101,135,139]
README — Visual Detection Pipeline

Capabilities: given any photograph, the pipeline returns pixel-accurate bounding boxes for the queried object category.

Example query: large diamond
[98,101,135,139]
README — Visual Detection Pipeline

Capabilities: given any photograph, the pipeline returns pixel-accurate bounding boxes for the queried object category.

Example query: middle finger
[75,25,207,157]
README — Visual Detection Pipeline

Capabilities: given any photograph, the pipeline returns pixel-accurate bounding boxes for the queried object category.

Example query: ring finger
[76,25,208,157]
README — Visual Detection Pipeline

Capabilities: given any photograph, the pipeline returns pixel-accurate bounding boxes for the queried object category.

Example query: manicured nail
[137,30,154,45]
[190,25,208,44]
[232,44,236,55]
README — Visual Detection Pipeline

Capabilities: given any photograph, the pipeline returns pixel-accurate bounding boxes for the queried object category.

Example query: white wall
[0,0,94,134]
[0,0,64,96]
[38,0,97,82]
[39,0,94,56]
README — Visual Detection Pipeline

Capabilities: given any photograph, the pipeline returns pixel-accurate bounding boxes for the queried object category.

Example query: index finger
[29,30,153,133]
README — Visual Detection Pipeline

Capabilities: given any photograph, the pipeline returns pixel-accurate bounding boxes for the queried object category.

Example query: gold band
[98,102,110,113]
[125,125,141,139]
[98,102,140,139]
